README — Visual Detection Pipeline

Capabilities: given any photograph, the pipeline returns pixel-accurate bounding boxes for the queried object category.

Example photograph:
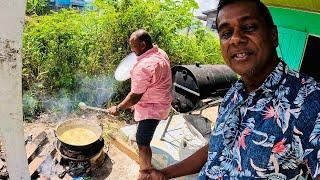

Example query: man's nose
[230,29,246,45]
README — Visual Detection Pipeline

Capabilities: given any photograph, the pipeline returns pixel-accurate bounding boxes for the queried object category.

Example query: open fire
[1,124,111,179]
[53,138,106,178]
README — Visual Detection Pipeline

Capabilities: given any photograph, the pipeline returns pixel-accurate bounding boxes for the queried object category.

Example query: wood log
[25,131,48,163]
[29,145,56,179]
[107,133,140,164]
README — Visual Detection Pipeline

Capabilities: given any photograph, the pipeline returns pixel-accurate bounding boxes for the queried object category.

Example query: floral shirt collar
[233,60,286,95]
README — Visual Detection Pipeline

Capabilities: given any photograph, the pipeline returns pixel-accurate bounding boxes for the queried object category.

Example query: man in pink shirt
[107,29,172,177]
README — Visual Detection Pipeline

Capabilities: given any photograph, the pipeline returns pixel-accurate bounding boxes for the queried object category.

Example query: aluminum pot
[55,119,103,151]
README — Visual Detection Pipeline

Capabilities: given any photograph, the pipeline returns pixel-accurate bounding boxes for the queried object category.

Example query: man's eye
[220,30,232,39]
[243,24,256,32]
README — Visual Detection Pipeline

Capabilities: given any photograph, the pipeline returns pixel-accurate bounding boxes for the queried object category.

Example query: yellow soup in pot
[59,128,98,146]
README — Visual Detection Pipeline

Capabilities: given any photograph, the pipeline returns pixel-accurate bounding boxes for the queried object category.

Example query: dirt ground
[101,144,139,180]
[1,112,139,180]
[1,104,219,180]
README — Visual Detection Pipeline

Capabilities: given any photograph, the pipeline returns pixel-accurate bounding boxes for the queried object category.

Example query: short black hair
[131,29,153,47]
[216,0,275,30]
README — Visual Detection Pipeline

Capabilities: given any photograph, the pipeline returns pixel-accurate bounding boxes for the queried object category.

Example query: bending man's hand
[107,105,120,116]
[107,92,143,116]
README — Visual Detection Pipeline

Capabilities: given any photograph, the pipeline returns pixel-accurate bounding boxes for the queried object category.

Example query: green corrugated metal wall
[263,0,320,13]
[268,7,320,70]
[276,27,307,70]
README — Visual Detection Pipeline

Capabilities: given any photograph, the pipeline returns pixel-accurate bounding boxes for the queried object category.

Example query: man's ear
[271,26,279,48]
[140,41,147,50]
[140,41,147,51]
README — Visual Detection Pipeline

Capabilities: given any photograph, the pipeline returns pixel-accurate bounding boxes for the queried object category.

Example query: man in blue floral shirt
[144,0,320,179]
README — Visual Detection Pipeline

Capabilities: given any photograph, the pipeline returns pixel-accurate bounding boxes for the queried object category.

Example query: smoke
[75,74,114,107]
[37,154,55,178]
[39,74,115,121]
[42,91,74,120]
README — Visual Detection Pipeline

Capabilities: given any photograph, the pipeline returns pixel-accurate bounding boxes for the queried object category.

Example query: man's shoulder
[283,68,320,93]
[286,70,320,113]
[136,50,169,70]
[133,56,156,69]
[157,47,168,57]
[144,47,169,61]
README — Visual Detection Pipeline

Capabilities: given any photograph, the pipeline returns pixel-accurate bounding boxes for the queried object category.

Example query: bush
[22,0,223,121]
[26,0,51,15]
[23,90,42,122]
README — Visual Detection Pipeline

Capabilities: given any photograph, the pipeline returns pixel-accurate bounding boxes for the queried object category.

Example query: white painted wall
[0,0,30,179]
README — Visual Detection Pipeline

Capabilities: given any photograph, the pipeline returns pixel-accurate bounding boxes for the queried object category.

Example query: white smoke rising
[40,74,115,121]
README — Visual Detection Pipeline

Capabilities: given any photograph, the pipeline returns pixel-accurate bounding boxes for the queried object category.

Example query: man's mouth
[231,51,253,61]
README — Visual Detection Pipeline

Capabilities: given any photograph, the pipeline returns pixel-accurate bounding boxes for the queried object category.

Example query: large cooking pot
[55,119,103,151]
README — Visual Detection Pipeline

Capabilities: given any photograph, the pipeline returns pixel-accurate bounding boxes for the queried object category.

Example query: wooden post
[0,0,30,179]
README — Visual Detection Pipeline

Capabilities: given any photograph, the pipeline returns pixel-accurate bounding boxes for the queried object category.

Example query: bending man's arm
[107,92,143,115]
[117,92,143,110]
[152,144,208,179]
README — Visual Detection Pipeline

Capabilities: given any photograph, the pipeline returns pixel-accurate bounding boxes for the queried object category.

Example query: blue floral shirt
[198,61,320,179]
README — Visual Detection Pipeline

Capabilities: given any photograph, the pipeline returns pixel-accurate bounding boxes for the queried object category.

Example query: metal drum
[172,64,238,112]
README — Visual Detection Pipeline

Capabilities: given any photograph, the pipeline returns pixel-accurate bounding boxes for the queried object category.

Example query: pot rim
[54,119,103,147]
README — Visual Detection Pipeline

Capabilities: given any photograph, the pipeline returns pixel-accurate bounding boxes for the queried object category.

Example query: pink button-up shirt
[130,46,172,121]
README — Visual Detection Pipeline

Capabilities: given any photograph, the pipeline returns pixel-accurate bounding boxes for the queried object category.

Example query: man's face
[217,1,278,77]
[129,37,146,56]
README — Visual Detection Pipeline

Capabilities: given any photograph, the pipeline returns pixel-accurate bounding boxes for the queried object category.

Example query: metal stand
[160,114,174,141]
[160,99,223,141]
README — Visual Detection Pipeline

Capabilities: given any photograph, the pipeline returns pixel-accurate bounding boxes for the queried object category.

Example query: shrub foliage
[22,0,223,120]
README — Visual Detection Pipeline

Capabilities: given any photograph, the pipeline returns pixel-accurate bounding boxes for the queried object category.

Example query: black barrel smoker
[160,63,238,141]
[171,64,238,113]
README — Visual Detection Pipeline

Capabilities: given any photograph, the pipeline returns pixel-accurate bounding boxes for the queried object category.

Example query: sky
[193,0,219,16]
